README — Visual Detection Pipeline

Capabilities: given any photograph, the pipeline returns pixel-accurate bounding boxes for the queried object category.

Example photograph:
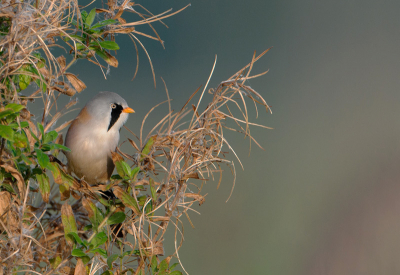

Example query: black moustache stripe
[108,104,124,131]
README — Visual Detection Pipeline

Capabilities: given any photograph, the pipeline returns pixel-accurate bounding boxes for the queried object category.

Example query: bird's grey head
[84,91,134,132]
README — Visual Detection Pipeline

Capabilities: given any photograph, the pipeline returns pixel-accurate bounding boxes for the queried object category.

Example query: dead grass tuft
[0,0,271,274]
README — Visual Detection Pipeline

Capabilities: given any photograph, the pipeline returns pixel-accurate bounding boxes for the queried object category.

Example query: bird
[64,91,134,185]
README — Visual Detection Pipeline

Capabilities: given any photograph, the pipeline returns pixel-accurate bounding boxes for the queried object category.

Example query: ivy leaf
[99,41,120,50]
[0,125,14,141]
[86,8,96,26]
[91,19,117,29]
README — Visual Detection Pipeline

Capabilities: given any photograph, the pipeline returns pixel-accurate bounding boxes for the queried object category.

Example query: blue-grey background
[53,0,400,274]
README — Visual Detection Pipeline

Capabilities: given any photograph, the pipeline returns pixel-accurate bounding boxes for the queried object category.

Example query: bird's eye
[111,103,116,109]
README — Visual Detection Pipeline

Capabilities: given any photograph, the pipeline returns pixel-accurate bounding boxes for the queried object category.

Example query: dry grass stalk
[0,0,271,274]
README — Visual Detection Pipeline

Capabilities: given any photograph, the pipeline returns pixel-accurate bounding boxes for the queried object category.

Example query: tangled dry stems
[0,0,271,274]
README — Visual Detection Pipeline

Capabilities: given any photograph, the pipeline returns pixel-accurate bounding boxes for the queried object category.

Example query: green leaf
[37,123,44,140]
[137,195,147,206]
[151,256,158,273]
[91,19,117,29]
[19,73,31,90]
[86,8,96,26]
[34,77,47,92]
[98,196,111,207]
[159,259,168,272]
[170,263,179,270]
[131,167,140,179]
[60,169,75,187]
[43,130,58,144]
[81,255,91,265]
[107,211,126,225]
[68,34,85,42]
[49,256,62,269]
[52,143,70,152]
[145,200,153,215]
[83,197,104,229]
[95,49,117,66]
[107,254,119,269]
[101,271,113,275]
[90,248,107,257]
[34,148,50,169]
[8,121,29,129]
[71,248,87,257]
[67,232,87,248]
[121,250,134,258]
[12,132,28,148]
[114,161,124,178]
[141,136,155,161]
[83,224,92,231]
[61,203,78,244]
[113,187,140,215]
[90,232,108,248]
[0,125,14,141]
[0,109,14,119]
[80,10,88,22]
[5,103,24,113]
[20,153,32,165]
[150,178,157,201]
[36,173,50,203]
[1,183,15,194]
[169,271,183,275]
[100,41,120,50]
[115,160,132,178]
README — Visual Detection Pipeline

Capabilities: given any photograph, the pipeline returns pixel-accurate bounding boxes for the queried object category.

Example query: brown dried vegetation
[0,0,271,274]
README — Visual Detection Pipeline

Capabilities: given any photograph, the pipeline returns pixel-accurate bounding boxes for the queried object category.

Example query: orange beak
[122,107,135,113]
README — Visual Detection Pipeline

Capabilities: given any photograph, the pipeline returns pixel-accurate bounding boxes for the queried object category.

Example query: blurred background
[47,0,400,274]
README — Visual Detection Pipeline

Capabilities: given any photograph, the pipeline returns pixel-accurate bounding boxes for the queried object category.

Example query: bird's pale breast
[65,109,119,184]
